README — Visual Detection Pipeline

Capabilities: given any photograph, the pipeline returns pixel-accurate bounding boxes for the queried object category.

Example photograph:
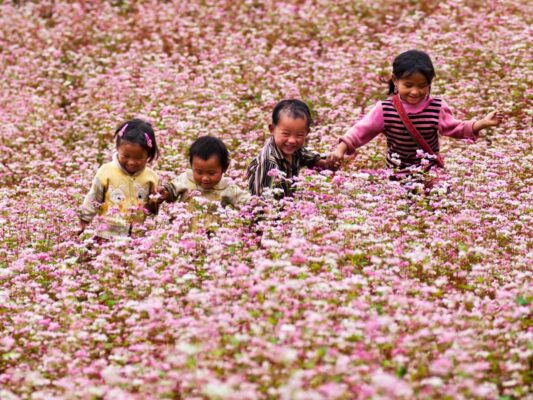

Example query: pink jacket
[340,96,478,155]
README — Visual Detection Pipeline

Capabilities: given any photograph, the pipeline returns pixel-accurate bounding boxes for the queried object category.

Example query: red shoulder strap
[392,95,444,168]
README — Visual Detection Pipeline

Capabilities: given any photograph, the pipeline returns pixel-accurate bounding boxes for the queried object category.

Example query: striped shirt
[340,96,477,169]
[247,137,322,197]
[382,98,441,168]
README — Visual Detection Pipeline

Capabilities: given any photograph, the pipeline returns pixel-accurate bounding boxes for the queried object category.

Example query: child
[247,99,334,197]
[79,118,159,239]
[159,136,250,208]
[329,50,503,174]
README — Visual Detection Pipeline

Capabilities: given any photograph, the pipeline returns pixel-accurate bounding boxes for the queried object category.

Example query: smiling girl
[79,119,159,239]
[329,50,502,173]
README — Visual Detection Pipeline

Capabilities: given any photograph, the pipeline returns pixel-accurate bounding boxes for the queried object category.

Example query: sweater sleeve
[438,99,477,140]
[299,147,323,168]
[221,183,251,209]
[80,173,106,223]
[339,102,385,155]
[164,172,189,203]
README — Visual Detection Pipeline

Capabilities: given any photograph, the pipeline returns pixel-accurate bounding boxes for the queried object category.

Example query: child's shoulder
[172,169,196,190]
[219,177,250,204]
[218,176,239,191]
[141,165,159,181]
[95,160,118,176]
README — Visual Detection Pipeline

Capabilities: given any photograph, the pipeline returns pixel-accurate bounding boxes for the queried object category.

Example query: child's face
[117,141,149,175]
[191,155,224,190]
[270,113,309,160]
[394,72,430,105]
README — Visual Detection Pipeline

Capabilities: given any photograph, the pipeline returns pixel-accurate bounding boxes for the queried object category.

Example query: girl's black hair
[388,50,436,95]
[189,136,230,172]
[272,99,313,131]
[114,118,159,162]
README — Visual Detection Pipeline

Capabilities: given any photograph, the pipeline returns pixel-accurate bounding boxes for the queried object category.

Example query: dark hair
[272,99,313,131]
[388,50,435,95]
[114,118,159,162]
[188,136,230,172]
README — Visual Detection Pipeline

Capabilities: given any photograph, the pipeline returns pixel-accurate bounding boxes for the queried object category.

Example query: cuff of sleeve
[464,120,478,139]
[164,182,178,202]
[311,153,323,167]
[79,213,93,223]
[339,137,357,155]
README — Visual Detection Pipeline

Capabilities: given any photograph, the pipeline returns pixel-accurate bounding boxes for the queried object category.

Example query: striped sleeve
[299,146,322,168]
[247,154,279,196]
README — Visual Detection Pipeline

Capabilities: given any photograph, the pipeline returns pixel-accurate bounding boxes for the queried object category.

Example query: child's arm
[159,172,188,203]
[78,176,105,235]
[146,180,160,215]
[439,100,502,139]
[329,102,385,167]
[221,184,251,209]
[247,157,279,196]
[473,111,504,133]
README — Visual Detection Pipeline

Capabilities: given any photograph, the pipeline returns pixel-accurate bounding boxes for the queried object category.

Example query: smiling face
[191,155,224,190]
[117,141,149,175]
[270,112,309,161]
[394,72,430,105]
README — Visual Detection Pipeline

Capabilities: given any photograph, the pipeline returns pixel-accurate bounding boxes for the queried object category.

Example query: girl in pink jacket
[329,50,502,174]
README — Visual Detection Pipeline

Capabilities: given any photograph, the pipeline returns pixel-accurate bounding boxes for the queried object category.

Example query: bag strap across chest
[392,95,445,168]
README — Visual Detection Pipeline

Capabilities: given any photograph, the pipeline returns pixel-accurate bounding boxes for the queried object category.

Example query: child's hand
[157,187,169,203]
[482,110,504,127]
[314,158,339,171]
[327,144,348,170]
[474,110,504,132]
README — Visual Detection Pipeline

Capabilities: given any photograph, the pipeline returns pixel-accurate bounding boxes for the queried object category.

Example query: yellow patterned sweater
[80,154,158,238]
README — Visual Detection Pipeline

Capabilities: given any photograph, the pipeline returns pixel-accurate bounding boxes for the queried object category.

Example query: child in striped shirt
[247,99,335,197]
[329,50,503,174]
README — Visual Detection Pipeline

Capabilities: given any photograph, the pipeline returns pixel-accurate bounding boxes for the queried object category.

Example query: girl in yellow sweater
[79,119,159,239]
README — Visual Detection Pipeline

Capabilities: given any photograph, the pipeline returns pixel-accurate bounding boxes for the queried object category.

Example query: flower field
[0,0,531,399]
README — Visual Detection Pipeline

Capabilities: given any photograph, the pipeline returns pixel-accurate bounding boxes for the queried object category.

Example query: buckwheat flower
[203,380,236,398]
[430,356,453,376]
[371,371,413,397]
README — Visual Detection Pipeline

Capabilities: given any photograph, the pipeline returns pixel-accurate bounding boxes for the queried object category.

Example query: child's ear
[268,124,274,134]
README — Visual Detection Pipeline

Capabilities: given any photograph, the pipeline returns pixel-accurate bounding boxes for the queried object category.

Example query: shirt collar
[398,95,433,114]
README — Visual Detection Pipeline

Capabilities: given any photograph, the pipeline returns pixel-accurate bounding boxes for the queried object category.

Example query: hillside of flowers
[0,0,531,399]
